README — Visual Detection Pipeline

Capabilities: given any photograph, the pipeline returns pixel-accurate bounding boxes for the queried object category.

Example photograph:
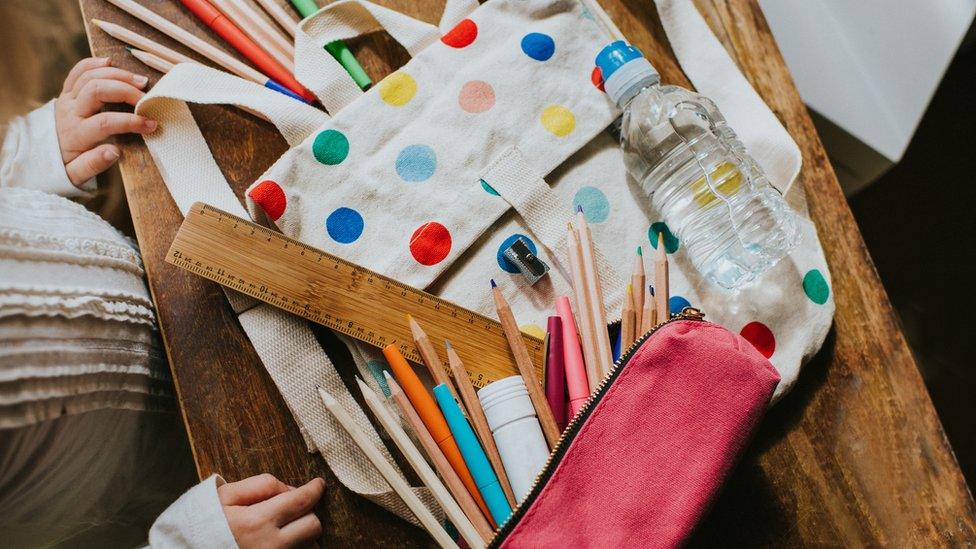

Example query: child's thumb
[64,144,120,186]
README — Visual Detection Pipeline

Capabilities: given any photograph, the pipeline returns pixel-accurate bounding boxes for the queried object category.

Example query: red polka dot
[441,19,477,48]
[591,66,605,92]
[409,222,452,266]
[740,321,775,358]
[248,180,286,221]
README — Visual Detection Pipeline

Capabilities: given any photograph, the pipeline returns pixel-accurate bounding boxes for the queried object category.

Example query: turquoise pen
[433,384,512,525]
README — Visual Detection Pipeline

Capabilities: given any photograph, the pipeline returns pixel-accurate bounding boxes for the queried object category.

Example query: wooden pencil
[408,315,460,403]
[357,378,486,549]
[575,209,613,379]
[620,284,636,351]
[640,285,656,334]
[102,0,269,85]
[490,280,560,448]
[210,0,295,70]
[384,372,495,539]
[567,224,600,389]
[444,341,517,508]
[92,19,196,66]
[254,0,299,38]
[128,48,175,73]
[631,247,645,329]
[318,387,458,548]
[655,232,670,320]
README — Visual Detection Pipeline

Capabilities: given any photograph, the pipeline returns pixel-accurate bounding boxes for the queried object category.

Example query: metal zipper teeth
[487,308,706,547]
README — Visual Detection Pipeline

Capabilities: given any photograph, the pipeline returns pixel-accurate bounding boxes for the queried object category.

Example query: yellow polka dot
[520,323,546,340]
[378,72,417,106]
[540,105,575,137]
[691,161,743,208]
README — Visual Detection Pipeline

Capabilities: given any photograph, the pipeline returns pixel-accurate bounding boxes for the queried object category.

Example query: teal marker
[433,384,512,525]
[289,0,372,90]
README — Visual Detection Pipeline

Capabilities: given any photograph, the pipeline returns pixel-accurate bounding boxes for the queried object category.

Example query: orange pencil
[383,344,495,526]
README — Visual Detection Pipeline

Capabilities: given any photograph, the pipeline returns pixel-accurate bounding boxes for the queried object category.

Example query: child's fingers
[78,112,157,148]
[218,473,292,507]
[259,478,325,526]
[72,67,149,97]
[75,79,146,118]
[64,144,119,186]
[278,513,322,548]
[62,57,110,94]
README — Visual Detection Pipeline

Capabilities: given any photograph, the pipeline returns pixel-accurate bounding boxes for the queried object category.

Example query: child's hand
[218,473,325,548]
[54,57,157,186]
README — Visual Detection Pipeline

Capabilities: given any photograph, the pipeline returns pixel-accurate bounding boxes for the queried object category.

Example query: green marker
[290,0,372,90]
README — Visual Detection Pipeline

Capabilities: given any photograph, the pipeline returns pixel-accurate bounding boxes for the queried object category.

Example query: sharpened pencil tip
[490,278,497,288]
[649,285,655,296]
[576,205,584,213]
[627,284,633,295]
[444,340,453,351]
[637,246,642,257]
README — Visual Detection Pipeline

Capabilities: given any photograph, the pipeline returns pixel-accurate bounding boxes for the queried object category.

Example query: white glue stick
[478,376,551,502]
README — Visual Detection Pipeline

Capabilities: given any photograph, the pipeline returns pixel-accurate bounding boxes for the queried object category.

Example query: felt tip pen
[433,384,512,526]
[288,0,372,89]
[556,296,590,415]
[180,0,315,102]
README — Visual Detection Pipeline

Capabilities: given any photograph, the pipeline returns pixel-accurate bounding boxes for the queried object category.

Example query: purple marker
[545,316,568,430]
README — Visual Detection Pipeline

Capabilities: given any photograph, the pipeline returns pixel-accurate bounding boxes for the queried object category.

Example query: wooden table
[80,0,976,545]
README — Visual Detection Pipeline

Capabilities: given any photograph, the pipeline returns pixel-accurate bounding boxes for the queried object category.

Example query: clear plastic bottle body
[619,84,800,289]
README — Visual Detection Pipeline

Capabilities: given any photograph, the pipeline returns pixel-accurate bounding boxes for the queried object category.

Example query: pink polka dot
[458,80,495,113]
[441,19,477,48]
[248,180,286,221]
[740,321,775,358]
[591,66,605,92]
[409,222,452,266]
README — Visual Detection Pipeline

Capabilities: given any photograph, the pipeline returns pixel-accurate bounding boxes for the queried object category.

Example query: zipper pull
[676,307,705,321]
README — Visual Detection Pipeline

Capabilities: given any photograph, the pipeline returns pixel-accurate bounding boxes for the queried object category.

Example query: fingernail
[144,120,158,132]
[134,74,149,86]
[103,148,120,161]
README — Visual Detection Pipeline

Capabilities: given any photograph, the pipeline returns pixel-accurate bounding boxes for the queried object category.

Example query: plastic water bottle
[596,41,800,289]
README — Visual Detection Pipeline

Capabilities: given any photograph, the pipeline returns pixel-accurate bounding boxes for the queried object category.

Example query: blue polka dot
[396,145,436,182]
[572,186,610,223]
[669,295,691,314]
[497,234,537,273]
[481,179,500,196]
[326,207,364,244]
[521,33,555,61]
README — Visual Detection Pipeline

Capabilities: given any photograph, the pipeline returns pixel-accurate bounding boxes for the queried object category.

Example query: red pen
[180,0,314,102]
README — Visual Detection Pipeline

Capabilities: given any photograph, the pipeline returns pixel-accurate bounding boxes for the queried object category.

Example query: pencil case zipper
[487,307,707,547]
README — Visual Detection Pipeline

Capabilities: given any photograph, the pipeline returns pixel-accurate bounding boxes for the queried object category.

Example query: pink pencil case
[490,310,780,548]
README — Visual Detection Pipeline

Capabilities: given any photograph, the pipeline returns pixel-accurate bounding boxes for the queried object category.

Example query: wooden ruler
[166,202,543,388]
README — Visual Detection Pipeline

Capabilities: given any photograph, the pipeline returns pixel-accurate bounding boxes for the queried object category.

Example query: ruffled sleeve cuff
[147,474,238,548]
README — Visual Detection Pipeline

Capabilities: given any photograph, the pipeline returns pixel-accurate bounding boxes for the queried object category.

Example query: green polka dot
[802,269,830,304]
[648,222,679,254]
[312,129,349,165]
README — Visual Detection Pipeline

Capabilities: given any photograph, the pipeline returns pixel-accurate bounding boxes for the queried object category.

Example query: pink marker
[556,296,591,415]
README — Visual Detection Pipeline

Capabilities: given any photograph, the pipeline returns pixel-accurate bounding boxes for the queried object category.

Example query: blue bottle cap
[595,41,659,106]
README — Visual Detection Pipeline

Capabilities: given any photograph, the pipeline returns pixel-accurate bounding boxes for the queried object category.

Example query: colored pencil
[179,0,313,101]
[555,296,590,415]
[655,232,670,320]
[444,341,517,508]
[544,316,568,430]
[288,0,372,90]
[357,378,486,548]
[92,19,195,66]
[490,280,560,448]
[631,247,645,329]
[576,208,613,379]
[408,315,459,403]
[383,344,495,525]
[210,0,295,70]
[254,0,299,37]
[641,285,656,334]
[318,387,457,548]
[566,224,600,389]
[128,47,174,73]
[620,284,636,351]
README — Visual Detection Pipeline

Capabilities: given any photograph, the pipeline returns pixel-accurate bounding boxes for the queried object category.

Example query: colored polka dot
[740,321,775,358]
[325,207,364,244]
[591,66,605,91]
[497,234,537,273]
[458,80,495,113]
[520,323,545,340]
[480,179,500,196]
[441,19,477,48]
[312,129,349,165]
[802,269,830,305]
[648,222,679,253]
[378,72,417,106]
[410,222,452,266]
[396,145,436,182]
[572,186,610,223]
[691,162,743,208]
[669,295,691,314]
[521,32,555,61]
[248,180,286,221]
[540,105,575,137]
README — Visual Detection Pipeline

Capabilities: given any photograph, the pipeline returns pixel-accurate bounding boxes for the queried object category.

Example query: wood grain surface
[79,0,976,545]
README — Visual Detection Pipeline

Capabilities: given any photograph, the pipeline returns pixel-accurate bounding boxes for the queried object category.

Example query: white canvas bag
[137,0,834,525]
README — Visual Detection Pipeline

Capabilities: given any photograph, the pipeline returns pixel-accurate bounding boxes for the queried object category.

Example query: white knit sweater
[0,101,236,547]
